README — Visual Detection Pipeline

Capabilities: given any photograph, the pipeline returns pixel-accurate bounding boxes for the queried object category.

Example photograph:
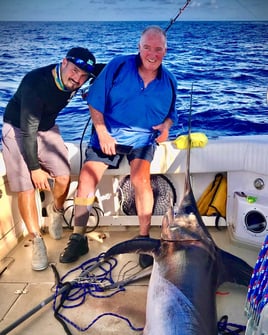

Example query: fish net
[117,174,176,215]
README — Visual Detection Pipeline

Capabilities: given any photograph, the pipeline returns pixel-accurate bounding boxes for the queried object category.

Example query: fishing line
[235,0,259,21]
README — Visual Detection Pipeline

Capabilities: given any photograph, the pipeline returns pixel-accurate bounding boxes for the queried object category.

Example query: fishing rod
[0,256,151,335]
[165,0,192,32]
[0,260,102,335]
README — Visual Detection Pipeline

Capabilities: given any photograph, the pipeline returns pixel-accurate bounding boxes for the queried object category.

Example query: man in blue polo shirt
[60,25,178,267]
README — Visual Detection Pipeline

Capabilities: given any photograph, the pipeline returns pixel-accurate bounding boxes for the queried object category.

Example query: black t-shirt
[4,64,73,170]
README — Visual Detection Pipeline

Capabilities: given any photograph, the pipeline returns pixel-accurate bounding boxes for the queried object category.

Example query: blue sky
[0,0,267,21]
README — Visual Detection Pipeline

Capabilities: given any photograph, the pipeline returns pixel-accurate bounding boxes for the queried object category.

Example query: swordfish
[104,137,253,335]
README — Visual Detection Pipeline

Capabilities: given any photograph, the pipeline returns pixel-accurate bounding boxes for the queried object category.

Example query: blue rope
[53,252,143,332]
[217,315,246,334]
[54,311,143,333]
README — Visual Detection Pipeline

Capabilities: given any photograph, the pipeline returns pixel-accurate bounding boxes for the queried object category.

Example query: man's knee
[55,175,70,187]
[130,173,151,190]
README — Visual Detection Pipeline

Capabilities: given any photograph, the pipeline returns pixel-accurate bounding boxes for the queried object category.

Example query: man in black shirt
[2,47,96,270]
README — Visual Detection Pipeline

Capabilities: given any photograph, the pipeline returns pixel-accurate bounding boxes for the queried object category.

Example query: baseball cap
[66,47,96,75]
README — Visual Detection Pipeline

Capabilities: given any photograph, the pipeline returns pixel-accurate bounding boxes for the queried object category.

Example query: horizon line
[0,19,267,22]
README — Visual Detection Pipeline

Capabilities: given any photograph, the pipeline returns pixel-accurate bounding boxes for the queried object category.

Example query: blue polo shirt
[87,54,177,149]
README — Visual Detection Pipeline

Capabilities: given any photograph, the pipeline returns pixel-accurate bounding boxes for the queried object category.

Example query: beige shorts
[2,123,71,192]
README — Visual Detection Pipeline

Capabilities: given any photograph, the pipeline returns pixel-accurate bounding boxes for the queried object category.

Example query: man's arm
[89,105,117,155]
[20,82,51,190]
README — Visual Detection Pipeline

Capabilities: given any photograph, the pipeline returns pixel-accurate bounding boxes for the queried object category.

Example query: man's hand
[89,105,117,155]
[153,118,173,143]
[31,169,51,190]
[98,131,117,155]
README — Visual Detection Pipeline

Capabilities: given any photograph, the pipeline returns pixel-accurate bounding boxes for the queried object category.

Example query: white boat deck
[0,225,259,335]
[1,135,267,334]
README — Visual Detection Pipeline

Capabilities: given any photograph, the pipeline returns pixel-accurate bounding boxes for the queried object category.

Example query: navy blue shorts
[85,145,156,168]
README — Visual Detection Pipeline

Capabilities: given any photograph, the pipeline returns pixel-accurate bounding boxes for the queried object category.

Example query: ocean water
[0,20,267,143]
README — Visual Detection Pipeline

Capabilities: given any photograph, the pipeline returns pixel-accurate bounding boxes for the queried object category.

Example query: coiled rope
[217,315,246,334]
[52,253,144,334]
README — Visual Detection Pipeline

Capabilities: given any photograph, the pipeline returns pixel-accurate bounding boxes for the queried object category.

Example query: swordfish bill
[105,119,253,335]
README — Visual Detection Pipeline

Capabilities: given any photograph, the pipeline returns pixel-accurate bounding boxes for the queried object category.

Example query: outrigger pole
[0,262,102,335]
[165,0,192,32]
[0,259,152,335]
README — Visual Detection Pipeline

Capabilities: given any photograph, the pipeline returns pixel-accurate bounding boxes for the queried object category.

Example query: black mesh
[118,174,177,216]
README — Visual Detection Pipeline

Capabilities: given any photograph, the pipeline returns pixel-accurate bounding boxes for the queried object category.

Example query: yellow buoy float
[173,132,208,149]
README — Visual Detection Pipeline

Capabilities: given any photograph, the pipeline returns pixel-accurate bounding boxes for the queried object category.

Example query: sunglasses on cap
[66,56,95,76]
